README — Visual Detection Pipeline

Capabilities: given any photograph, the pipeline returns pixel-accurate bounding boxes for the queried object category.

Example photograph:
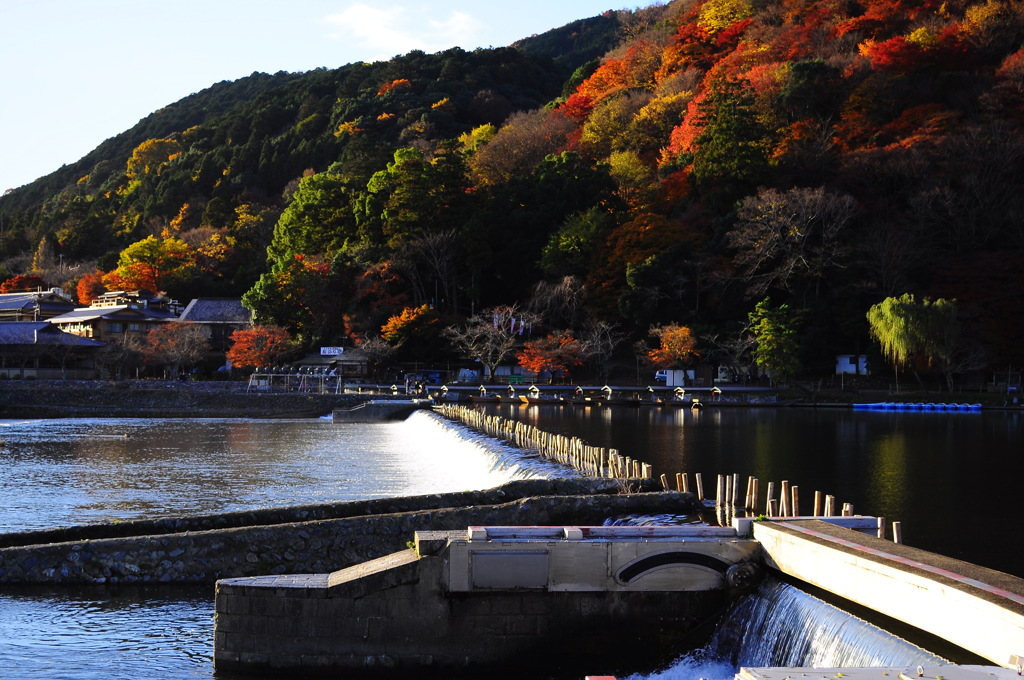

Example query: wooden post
[814,491,822,517]
[780,480,790,517]
[877,517,886,540]
[660,473,669,490]
[751,478,759,515]
[765,481,775,516]
[824,495,835,516]
[769,498,778,517]
[893,521,903,544]
[791,485,799,517]
[716,474,725,508]
[732,473,740,506]
[842,502,854,517]
[695,473,704,501]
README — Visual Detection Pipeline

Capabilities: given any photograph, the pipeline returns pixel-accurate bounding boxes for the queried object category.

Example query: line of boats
[431,385,791,409]
[852,401,983,412]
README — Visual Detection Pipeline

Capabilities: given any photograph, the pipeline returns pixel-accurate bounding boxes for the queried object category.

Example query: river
[0,406,1018,678]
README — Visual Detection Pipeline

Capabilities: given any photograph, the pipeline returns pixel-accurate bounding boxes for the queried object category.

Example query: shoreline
[0,379,368,419]
[0,379,1018,419]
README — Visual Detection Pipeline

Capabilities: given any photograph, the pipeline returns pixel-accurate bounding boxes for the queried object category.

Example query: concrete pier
[752,518,1024,669]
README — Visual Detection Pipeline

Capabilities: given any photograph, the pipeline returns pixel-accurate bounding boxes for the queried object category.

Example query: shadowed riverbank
[0,380,368,418]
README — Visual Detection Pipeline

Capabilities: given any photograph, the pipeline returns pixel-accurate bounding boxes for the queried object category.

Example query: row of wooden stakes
[438,404,653,479]
[661,471,854,518]
[438,404,902,542]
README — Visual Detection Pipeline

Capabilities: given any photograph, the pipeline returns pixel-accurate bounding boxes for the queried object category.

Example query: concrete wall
[0,479,696,585]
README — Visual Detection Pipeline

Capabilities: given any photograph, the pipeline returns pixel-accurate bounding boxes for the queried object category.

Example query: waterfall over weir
[413,410,584,480]
[634,579,945,680]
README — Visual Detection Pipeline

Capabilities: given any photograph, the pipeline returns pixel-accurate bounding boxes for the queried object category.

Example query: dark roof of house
[0,291,76,313]
[0,322,104,347]
[178,299,252,324]
[48,306,177,324]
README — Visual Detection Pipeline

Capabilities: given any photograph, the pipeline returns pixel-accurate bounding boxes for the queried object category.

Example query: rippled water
[0,411,568,679]
[0,585,212,680]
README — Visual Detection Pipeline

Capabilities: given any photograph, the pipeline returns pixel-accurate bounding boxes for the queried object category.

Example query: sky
[0,0,643,193]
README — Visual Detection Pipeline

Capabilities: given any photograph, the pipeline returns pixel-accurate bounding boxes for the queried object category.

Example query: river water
[0,406,1018,679]
[0,413,563,680]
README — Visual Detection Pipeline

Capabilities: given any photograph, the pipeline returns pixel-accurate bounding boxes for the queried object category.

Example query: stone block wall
[0,479,695,585]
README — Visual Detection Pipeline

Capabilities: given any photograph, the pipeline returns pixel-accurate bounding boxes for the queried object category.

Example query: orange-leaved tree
[227,325,293,369]
[76,271,106,305]
[646,324,699,368]
[516,331,585,381]
[0,274,47,293]
[102,234,196,293]
[380,304,439,345]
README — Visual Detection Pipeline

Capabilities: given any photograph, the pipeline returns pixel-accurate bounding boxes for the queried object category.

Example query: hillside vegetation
[2,0,1023,379]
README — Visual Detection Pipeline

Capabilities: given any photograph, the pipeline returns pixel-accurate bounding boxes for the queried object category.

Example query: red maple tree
[227,325,293,368]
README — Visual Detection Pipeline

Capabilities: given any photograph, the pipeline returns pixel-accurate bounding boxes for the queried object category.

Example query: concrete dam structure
[213,512,1024,677]
[214,522,763,676]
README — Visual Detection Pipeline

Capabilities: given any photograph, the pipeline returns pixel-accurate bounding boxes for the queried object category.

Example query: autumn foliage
[227,325,293,368]
[75,271,107,305]
[516,331,585,378]
[6,0,1024,376]
[0,274,47,294]
[646,324,699,368]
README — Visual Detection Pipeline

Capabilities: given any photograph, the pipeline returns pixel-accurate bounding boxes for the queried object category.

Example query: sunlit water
[0,411,568,531]
[0,411,573,679]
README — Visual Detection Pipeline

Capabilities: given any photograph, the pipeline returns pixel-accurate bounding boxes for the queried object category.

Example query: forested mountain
[2,0,1023,378]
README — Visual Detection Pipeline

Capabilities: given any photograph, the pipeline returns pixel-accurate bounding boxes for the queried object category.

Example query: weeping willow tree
[866,294,959,391]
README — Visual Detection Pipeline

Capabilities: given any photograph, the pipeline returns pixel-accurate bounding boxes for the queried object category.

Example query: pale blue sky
[0,1,646,193]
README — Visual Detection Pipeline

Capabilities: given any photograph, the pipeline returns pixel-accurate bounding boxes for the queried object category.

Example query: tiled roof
[48,306,174,323]
[0,291,75,313]
[178,299,252,324]
[0,322,103,347]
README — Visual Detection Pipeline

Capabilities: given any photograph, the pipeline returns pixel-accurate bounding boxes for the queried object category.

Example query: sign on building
[320,347,344,356]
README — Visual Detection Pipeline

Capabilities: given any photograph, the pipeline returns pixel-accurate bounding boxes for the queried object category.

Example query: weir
[213,513,1024,677]
[211,407,1024,677]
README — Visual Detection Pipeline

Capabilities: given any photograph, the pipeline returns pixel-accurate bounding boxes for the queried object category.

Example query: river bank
[0,380,366,418]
